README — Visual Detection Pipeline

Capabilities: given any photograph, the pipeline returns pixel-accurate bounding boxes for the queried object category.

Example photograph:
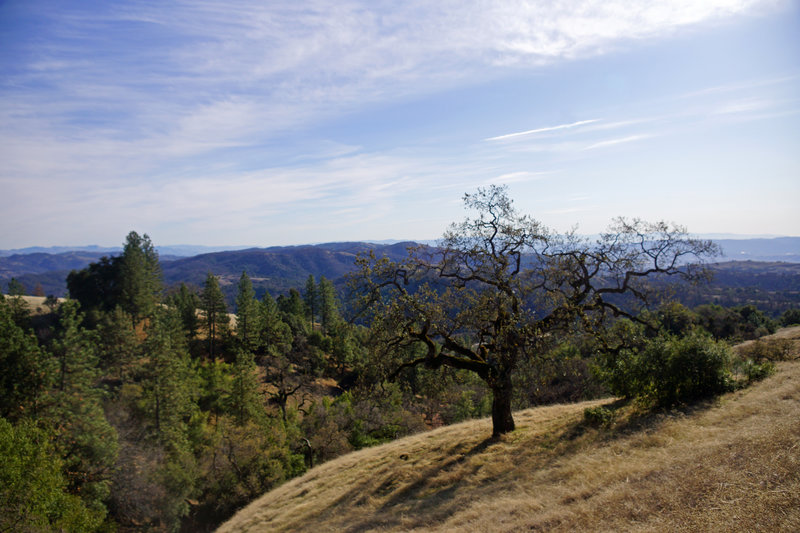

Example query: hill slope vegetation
[220,330,800,533]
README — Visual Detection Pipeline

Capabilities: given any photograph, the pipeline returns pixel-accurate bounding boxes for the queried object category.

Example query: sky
[1,0,798,249]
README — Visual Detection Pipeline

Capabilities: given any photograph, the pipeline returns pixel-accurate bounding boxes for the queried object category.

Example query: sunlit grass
[221,328,800,532]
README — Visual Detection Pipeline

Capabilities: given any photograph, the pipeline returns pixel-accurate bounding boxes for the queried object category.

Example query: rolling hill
[1,240,799,315]
[219,329,800,533]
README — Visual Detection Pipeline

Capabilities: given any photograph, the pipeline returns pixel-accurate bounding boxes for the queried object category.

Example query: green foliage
[140,308,199,450]
[96,306,139,380]
[732,358,775,384]
[0,418,104,532]
[197,358,233,418]
[736,337,796,362]
[318,275,340,334]
[201,273,229,359]
[7,277,26,296]
[66,256,122,322]
[0,296,51,420]
[694,303,777,341]
[119,231,162,324]
[304,274,317,330]
[170,283,200,340]
[583,405,615,427]
[595,326,734,407]
[45,300,118,518]
[230,349,264,425]
[779,307,800,326]
[654,301,698,336]
[194,417,304,525]
[235,272,264,352]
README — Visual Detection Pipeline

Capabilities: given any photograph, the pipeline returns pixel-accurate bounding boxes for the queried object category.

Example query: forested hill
[0,242,415,298]
[160,242,415,295]
[2,241,799,314]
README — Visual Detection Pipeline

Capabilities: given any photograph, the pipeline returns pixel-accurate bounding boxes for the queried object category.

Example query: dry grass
[4,294,64,314]
[219,328,800,533]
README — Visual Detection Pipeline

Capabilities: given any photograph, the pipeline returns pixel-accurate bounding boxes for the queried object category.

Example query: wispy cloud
[485,120,600,141]
[0,0,792,246]
[583,134,652,150]
[485,171,555,184]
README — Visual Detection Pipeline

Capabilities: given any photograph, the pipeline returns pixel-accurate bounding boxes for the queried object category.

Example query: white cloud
[583,134,652,150]
[485,120,600,141]
[1,0,792,245]
[485,171,554,185]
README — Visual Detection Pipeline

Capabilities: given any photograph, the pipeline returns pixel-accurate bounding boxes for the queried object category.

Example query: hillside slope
[219,332,800,532]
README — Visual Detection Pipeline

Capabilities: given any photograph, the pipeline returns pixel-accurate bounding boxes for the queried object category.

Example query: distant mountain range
[0,244,254,258]
[1,238,798,314]
[1,236,796,262]
[713,237,800,262]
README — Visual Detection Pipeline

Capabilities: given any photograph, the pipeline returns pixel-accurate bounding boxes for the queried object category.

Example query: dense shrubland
[2,226,797,531]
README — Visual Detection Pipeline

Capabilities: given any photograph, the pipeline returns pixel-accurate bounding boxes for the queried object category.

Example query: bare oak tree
[350,185,718,437]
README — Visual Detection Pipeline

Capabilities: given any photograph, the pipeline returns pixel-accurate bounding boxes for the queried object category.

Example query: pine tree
[318,276,340,334]
[201,273,229,359]
[171,283,200,341]
[141,307,198,448]
[96,306,140,381]
[304,275,317,331]
[0,295,51,420]
[45,300,118,517]
[235,271,263,353]
[230,349,263,425]
[139,307,200,526]
[119,231,162,326]
[260,291,293,358]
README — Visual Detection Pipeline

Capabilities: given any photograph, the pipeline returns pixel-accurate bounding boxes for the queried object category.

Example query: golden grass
[219,328,800,532]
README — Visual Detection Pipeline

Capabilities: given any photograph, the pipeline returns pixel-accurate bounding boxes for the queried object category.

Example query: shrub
[583,406,615,427]
[596,329,734,407]
[780,308,800,327]
[736,338,797,362]
[733,358,775,384]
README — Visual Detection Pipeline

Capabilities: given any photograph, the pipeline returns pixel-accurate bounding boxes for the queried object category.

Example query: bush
[583,406,615,427]
[736,338,797,362]
[780,308,800,327]
[733,358,775,384]
[596,329,734,407]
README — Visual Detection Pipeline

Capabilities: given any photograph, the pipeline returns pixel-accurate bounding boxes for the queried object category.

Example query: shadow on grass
[570,395,725,441]
[337,437,497,533]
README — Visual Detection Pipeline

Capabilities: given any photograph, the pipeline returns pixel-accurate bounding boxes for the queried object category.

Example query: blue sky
[1,0,798,248]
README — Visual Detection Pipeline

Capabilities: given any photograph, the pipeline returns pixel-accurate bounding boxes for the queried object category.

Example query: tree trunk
[490,375,515,437]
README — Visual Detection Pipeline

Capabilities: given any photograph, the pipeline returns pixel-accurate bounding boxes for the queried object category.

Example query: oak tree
[351,185,718,437]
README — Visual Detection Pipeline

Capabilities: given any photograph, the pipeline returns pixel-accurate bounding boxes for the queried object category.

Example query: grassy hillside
[219,328,800,533]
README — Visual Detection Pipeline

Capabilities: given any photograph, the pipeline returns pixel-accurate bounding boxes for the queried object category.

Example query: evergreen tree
[201,273,229,359]
[171,283,200,341]
[0,418,104,532]
[0,295,51,420]
[318,276,340,334]
[277,288,308,336]
[96,306,140,381]
[304,275,317,331]
[230,349,263,425]
[235,272,263,353]
[45,300,118,519]
[259,291,293,360]
[139,307,200,525]
[5,278,30,327]
[119,231,162,325]
[7,277,25,295]
[50,300,99,395]
[141,308,198,448]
